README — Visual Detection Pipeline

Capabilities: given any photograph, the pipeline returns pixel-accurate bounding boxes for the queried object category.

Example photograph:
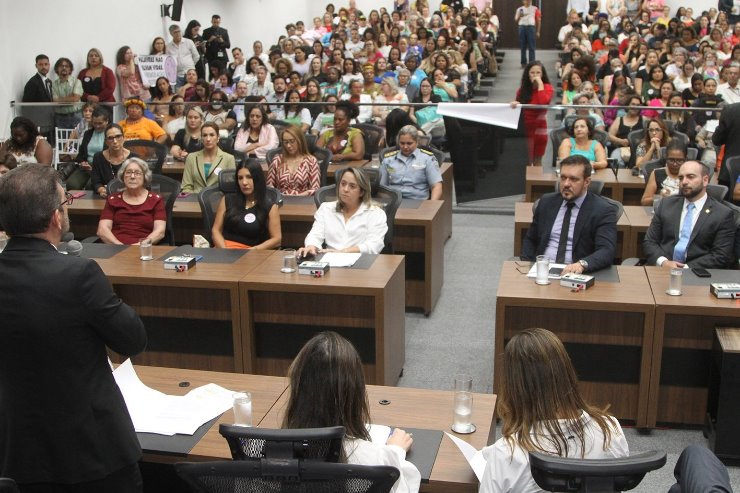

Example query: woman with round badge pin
[211,158,281,249]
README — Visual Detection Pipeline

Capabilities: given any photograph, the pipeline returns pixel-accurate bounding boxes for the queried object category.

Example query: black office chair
[219,424,344,462]
[351,123,384,160]
[314,168,402,254]
[305,133,319,153]
[626,129,644,169]
[658,146,698,160]
[600,195,624,221]
[265,147,333,187]
[725,155,740,203]
[549,127,570,167]
[707,184,729,202]
[0,478,18,493]
[123,139,167,174]
[642,159,663,184]
[554,180,605,196]
[529,450,666,492]
[175,460,400,493]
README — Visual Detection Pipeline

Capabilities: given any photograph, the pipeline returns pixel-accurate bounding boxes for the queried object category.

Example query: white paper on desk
[526,263,566,280]
[320,252,362,267]
[113,359,236,436]
[445,432,487,482]
[437,103,521,130]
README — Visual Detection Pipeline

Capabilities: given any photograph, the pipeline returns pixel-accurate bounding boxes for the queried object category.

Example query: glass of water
[232,391,252,427]
[451,374,475,434]
[667,268,683,296]
[139,238,153,261]
[281,248,297,273]
[535,255,550,285]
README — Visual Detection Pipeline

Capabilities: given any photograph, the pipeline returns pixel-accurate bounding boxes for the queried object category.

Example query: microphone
[64,240,83,257]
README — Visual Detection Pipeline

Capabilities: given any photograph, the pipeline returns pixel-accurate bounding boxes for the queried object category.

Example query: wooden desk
[239,251,406,386]
[513,201,631,263]
[261,384,496,493]
[525,167,618,202]
[645,267,740,426]
[615,169,646,206]
[134,365,288,462]
[495,262,656,426]
[95,245,273,373]
[622,205,653,260]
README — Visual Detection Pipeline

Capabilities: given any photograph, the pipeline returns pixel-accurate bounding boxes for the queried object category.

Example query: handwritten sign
[136,55,177,87]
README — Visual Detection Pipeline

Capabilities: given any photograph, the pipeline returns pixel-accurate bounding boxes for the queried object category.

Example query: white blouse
[344,438,421,493]
[304,201,388,254]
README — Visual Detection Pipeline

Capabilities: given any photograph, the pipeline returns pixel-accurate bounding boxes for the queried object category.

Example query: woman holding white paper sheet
[283,331,421,493]
[297,167,387,257]
[479,329,628,493]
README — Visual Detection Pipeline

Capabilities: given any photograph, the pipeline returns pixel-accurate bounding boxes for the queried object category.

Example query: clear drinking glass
[281,248,297,273]
[233,391,252,427]
[451,374,475,433]
[139,238,153,261]
[667,268,683,296]
[535,255,550,285]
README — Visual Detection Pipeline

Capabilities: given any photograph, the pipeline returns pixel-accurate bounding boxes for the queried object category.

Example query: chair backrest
[351,123,384,160]
[377,144,446,190]
[175,460,400,493]
[626,129,645,169]
[658,146,699,161]
[305,133,319,153]
[264,147,332,187]
[219,424,344,462]
[123,139,167,174]
[107,178,125,195]
[217,167,283,206]
[725,155,740,199]
[642,159,663,184]
[549,127,570,167]
[53,127,78,169]
[529,450,667,493]
[314,172,402,253]
[197,185,223,245]
[707,184,729,202]
[555,179,604,195]
[593,129,609,150]
[600,195,624,221]
[150,174,181,245]
[0,478,19,493]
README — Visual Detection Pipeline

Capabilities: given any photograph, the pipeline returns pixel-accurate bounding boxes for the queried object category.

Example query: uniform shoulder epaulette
[386,150,400,157]
[419,148,435,156]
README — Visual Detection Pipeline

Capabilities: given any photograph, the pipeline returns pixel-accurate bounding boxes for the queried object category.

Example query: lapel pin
[704,209,711,214]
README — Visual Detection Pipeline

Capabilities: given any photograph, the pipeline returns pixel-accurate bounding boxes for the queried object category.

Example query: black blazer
[522,192,618,272]
[22,73,52,102]
[712,101,740,189]
[90,150,139,193]
[643,194,736,269]
[0,237,147,484]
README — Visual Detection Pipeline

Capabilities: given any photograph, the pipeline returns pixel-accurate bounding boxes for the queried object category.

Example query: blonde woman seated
[373,77,409,125]
[267,126,321,196]
[557,117,608,171]
[211,159,281,249]
[181,122,236,193]
[283,331,421,493]
[97,157,166,245]
[297,168,387,257]
[479,328,629,493]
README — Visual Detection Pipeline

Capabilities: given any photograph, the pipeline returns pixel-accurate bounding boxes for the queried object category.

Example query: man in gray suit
[644,161,736,269]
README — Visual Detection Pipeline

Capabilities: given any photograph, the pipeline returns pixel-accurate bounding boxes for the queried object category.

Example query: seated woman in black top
[91,123,138,198]
[211,158,282,249]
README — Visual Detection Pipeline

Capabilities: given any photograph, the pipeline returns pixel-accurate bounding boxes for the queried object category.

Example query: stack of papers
[320,252,362,267]
[113,360,235,436]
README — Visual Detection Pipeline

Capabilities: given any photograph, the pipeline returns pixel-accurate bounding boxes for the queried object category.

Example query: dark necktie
[556,202,575,264]
[45,79,52,99]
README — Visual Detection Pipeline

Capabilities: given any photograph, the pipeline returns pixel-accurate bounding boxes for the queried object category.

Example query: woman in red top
[78,48,116,103]
[511,61,553,166]
[97,157,166,245]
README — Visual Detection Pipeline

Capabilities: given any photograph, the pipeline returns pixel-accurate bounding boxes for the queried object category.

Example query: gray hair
[117,157,152,187]
[397,124,419,141]
[381,77,400,95]
[397,68,411,78]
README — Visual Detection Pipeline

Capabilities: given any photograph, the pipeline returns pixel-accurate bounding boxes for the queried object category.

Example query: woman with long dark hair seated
[480,328,628,492]
[211,158,281,249]
[283,331,421,493]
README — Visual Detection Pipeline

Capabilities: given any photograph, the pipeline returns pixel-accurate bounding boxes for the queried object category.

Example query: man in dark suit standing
[522,155,618,274]
[0,165,147,491]
[712,101,740,194]
[202,14,230,69]
[644,161,736,269]
[22,54,54,140]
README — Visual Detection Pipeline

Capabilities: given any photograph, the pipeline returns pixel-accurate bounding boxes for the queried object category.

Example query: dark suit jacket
[202,26,231,62]
[521,192,618,272]
[643,195,736,269]
[0,237,146,484]
[712,101,740,189]
[22,73,52,102]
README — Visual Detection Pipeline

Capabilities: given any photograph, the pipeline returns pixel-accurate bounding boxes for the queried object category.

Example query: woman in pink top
[233,105,279,160]
[115,46,151,101]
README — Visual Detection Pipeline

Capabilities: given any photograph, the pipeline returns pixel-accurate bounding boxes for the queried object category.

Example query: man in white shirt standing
[717,63,740,105]
[514,0,541,68]
[644,161,736,269]
[167,25,200,90]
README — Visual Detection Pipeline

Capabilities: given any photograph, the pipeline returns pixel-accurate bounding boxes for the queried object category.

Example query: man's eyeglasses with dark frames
[58,192,74,208]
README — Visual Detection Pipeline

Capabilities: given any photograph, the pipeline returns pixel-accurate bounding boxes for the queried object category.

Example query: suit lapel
[541,195,563,250]
[688,197,713,245]
[196,155,207,185]
[572,194,591,248]
[207,154,224,182]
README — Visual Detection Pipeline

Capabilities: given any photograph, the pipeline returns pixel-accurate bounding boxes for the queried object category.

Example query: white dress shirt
[344,438,421,493]
[304,201,388,254]
[656,193,708,267]
[717,83,740,105]
[166,38,200,77]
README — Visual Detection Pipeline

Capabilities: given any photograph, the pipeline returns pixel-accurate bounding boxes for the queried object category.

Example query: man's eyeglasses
[58,192,74,208]
[106,134,124,141]
[124,171,143,177]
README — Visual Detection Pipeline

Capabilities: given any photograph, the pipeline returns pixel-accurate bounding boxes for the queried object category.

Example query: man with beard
[0,165,147,491]
[644,160,736,269]
[522,155,617,274]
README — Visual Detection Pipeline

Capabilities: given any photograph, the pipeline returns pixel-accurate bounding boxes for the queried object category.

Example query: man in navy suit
[644,160,736,269]
[22,54,54,139]
[522,155,618,274]
[0,165,147,491]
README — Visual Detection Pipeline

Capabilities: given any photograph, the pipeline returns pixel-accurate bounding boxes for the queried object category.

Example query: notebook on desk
[138,415,221,456]
[369,424,443,482]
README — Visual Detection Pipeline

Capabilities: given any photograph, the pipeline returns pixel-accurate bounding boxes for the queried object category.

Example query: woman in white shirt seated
[480,328,629,493]
[298,168,388,256]
[283,331,421,493]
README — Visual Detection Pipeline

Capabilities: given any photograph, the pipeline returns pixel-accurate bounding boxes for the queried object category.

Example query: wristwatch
[578,259,589,271]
